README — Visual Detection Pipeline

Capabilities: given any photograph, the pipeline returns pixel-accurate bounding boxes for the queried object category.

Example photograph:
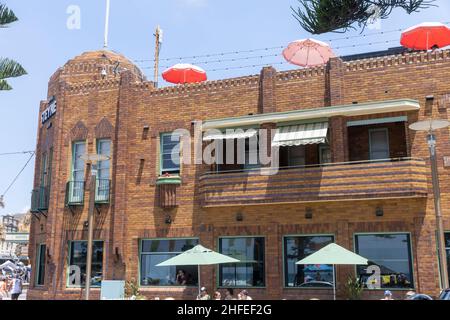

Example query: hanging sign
[41,97,57,124]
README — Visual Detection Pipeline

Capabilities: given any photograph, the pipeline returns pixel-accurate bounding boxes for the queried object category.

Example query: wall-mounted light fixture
[236,212,244,222]
[101,66,108,79]
[305,208,313,219]
[165,215,172,224]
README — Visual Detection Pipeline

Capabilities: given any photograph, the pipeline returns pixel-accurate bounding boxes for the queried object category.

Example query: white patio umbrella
[156,244,240,297]
[296,243,368,300]
[0,260,17,270]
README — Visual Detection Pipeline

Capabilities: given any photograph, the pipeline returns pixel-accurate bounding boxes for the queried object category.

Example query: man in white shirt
[10,275,22,300]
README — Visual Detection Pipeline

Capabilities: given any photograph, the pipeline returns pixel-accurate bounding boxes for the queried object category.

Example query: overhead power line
[141,38,399,71]
[1,151,35,200]
[0,150,35,157]
[133,22,450,64]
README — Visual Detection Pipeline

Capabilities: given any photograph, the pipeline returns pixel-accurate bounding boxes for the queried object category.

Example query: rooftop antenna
[104,0,111,49]
[154,25,163,88]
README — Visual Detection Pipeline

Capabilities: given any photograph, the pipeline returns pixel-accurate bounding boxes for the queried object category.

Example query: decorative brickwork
[27,49,450,300]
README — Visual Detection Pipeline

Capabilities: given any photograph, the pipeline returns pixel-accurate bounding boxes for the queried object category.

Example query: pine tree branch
[0,3,18,27]
[293,0,437,34]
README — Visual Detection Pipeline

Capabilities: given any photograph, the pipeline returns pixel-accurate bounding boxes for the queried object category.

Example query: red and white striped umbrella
[283,38,336,67]
[162,63,207,84]
[401,22,450,50]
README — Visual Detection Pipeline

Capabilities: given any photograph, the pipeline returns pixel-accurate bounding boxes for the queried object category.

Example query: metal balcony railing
[95,179,111,204]
[65,181,85,206]
[31,186,49,212]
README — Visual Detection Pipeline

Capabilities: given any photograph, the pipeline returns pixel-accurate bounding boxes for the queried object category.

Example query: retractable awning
[273,122,328,147]
[203,129,257,141]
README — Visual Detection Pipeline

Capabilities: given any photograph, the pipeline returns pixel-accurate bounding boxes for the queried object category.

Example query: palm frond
[0,4,18,27]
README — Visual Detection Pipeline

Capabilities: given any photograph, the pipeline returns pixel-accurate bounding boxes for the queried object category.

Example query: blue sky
[1,0,449,215]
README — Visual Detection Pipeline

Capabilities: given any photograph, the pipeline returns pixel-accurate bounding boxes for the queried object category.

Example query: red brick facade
[27,49,450,300]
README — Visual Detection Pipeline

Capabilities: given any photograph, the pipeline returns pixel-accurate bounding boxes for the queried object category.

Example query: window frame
[282,234,335,289]
[368,128,390,160]
[35,243,46,287]
[160,132,181,175]
[216,235,266,288]
[40,152,48,187]
[95,139,111,202]
[444,232,450,288]
[66,240,104,288]
[353,232,415,291]
[138,237,200,288]
[318,144,331,165]
[71,141,86,182]
[96,139,111,180]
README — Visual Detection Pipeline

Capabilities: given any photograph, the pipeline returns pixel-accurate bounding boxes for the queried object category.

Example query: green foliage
[0,58,27,90]
[0,3,26,91]
[125,278,147,300]
[345,275,364,300]
[0,3,18,27]
[292,0,437,34]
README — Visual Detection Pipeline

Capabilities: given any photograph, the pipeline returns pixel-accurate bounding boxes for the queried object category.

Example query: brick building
[28,48,450,300]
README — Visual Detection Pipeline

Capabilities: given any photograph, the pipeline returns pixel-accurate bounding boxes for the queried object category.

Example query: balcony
[31,186,49,212]
[95,179,111,204]
[65,181,85,206]
[199,158,428,207]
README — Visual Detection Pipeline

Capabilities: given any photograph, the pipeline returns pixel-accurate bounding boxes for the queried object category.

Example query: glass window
[369,128,390,160]
[47,148,53,189]
[70,141,86,203]
[161,133,181,175]
[319,145,331,164]
[40,153,48,187]
[96,139,111,202]
[445,233,450,287]
[244,137,260,170]
[284,235,334,288]
[67,241,103,287]
[140,239,198,286]
[72,141,86,181]
[36,244,46,286]
[218,237,265,287]
[355,234,413,289]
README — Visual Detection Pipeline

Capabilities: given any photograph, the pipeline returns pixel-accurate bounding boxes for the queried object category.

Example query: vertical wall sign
[41,97,57,125]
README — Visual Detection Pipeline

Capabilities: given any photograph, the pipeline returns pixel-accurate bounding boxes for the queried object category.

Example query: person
[237,292,243,300]
[405,291,416,300]
[0,277,9,300]
[176,270,187,286]
[10,275,22,300]
[240,290,253,300]
[224,288,235,300]
[213,291,221,300]
[197,287,211,300]
[315,271,322,281]
[381,290,394,300]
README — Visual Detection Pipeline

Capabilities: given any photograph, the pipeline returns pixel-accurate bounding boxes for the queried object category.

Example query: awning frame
[202,99,419,131]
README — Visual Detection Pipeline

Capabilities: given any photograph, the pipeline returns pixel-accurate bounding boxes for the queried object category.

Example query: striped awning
[203,129,257,141]
[273,122,328,147]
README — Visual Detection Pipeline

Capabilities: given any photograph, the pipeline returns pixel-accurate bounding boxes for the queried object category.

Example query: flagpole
[104,0,111,48]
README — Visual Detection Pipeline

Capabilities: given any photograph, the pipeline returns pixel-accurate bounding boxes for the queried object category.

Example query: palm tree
[0,3,26,90]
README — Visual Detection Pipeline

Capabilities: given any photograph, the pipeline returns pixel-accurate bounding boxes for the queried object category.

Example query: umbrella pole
[333,265,336,301]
